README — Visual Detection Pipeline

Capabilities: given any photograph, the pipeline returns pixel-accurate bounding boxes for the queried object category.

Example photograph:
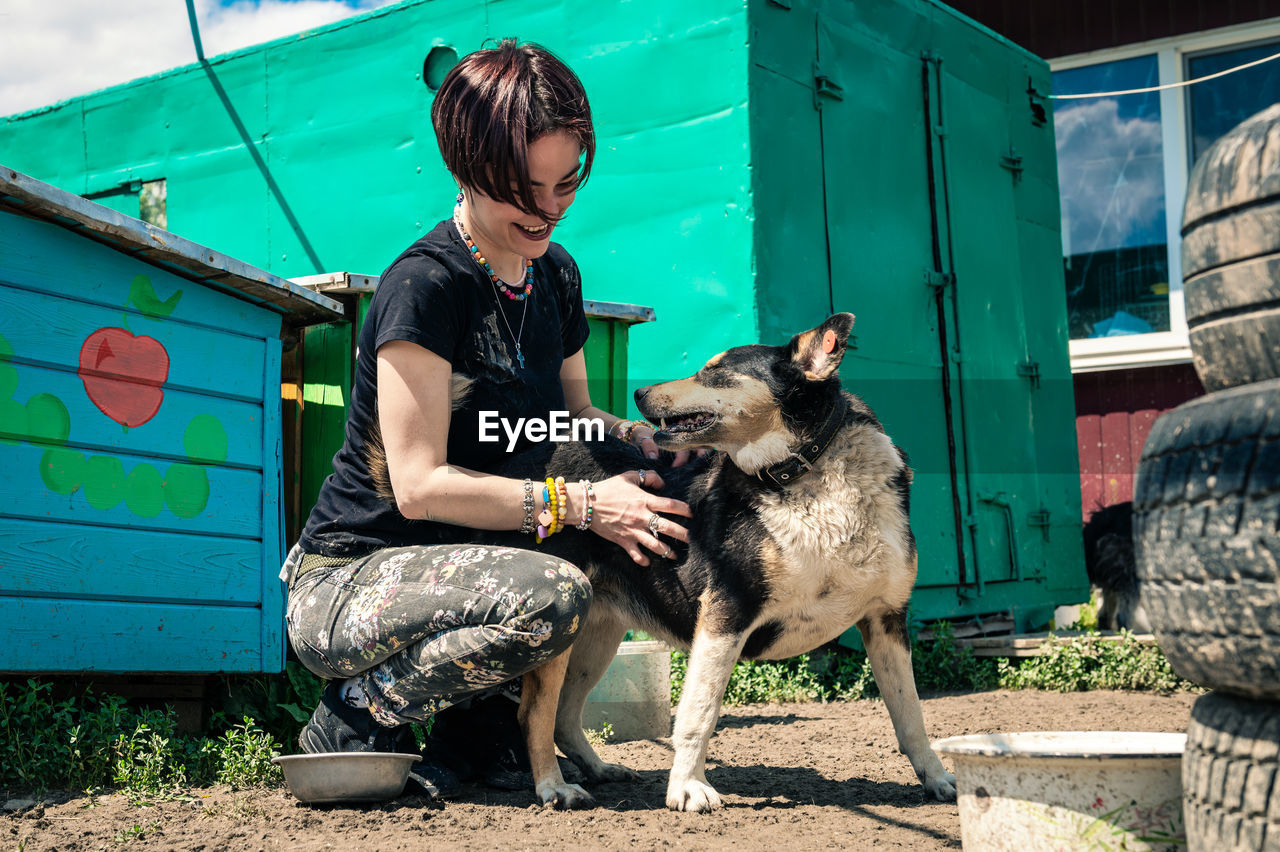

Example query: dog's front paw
[582,761,642,784]
[666,777,723,812]
[924,770,957,802]
[537,781,596,810]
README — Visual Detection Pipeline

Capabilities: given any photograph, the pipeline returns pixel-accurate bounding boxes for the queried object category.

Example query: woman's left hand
[632,425,709,468]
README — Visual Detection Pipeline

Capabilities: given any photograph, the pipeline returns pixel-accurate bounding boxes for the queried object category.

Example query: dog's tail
[366,373,475,503]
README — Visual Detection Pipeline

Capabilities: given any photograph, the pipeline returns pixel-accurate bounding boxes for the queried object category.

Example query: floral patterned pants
[284,544,592,727]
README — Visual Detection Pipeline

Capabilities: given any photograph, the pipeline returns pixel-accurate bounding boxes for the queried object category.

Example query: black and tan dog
[477,313,957,811]
[373,314,956,810]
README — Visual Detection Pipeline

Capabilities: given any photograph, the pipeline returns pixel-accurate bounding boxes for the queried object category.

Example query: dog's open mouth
[656,412,718,435]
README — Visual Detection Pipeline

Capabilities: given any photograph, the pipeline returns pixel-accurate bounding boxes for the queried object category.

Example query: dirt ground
[6,689,1198,851]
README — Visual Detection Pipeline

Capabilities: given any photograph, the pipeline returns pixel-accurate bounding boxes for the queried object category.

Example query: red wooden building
[949,1,1279,518]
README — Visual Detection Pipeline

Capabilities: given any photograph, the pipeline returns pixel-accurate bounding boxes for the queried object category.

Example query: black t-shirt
[298,219,590,556]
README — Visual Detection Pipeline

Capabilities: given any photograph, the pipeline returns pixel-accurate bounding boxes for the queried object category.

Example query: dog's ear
[787,313,855,381]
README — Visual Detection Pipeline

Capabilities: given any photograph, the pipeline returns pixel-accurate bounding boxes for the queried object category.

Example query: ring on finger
[648,513,662,536]
[637,469,647,487]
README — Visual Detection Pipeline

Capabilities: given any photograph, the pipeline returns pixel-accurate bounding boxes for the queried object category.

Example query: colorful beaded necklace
[452,205,530,369]
[452,205,534,301]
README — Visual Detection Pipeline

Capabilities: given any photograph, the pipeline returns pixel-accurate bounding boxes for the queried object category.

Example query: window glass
[1053,55,1170,340]
[1187,40,1280,164]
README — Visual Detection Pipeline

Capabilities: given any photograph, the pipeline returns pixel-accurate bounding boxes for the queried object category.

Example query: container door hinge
[813,60,843,110]
[923,269,954,289]
[1017,358,1040,388]
[1000,148,1024,180]
[1027,508,1051,541]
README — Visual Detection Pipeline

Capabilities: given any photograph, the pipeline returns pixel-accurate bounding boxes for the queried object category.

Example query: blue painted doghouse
[0,166,343,674]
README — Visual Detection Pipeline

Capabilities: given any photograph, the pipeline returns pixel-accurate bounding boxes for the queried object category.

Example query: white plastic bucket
[582,640,671,741]
[933,731,1186,851]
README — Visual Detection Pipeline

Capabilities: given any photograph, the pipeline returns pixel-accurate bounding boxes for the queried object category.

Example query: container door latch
[1017,358,1041,389]
[1000,147,1025,181]
[813,60,843,110]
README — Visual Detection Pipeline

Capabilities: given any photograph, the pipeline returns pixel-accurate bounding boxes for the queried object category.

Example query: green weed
[0,679,287,798]
[110,711,190,801]
[584,721,614,747]
[213,661,324,749]
[213,717,281,789]
[111,819,162,846]
[671,620,1193,706]
[0,681,129,793]
[909,621,1001,694]
[996,630,1197,693]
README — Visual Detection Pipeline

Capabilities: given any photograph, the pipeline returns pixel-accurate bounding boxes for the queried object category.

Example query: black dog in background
[1081,501,1150,633]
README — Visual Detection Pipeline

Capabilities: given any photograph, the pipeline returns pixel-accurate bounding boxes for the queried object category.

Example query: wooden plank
[0,212,283,340]
[1,442,265,538]
[0,285,267,402]
[281,340,303,545]
[0,597,264,673]
[957,631,1157,658]
[914,616,1016,642]
[259,337,286,673]
[287,272,657,327]
[3,360,264,467]
[583,300,657,325]
[0,170,344,329]
[0,518,263,604]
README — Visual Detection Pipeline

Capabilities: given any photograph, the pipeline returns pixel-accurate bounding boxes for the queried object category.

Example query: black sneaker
[405,760,463,800]
[464,695,584,791]
[298,681,415,755]
[300,682,462,800]
[427,693,584,790]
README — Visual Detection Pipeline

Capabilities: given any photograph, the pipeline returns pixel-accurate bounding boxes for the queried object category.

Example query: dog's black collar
[756,395,850,487]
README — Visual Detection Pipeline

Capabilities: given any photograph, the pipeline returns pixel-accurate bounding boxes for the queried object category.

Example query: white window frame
[1051,17,1280,373]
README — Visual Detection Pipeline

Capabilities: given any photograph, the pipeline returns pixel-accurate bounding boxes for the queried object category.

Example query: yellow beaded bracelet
[554,476,568,533]
[536,476,557,543]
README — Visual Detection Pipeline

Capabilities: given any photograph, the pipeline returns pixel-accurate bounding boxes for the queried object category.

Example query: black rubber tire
[1182,103,1280,392]
[1183,691,1280,852]
[1132,379,1280,699]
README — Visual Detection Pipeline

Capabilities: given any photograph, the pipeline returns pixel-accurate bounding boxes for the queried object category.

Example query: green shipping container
[1,0,1087,635]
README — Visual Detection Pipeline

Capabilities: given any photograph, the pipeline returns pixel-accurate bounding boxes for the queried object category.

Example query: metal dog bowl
[934,731,1186,851]
[272,752,419,803]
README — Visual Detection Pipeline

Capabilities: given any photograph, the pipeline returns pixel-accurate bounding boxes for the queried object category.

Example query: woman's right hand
[587,470,691,566]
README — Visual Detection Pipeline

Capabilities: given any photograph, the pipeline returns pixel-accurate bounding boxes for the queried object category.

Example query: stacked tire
[1133,103,1280,852]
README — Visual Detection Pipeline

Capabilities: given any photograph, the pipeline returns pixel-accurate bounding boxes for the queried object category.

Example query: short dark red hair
[432,39,594,222]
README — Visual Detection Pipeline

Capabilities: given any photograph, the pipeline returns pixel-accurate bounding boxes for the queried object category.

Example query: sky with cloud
[0,0,399,117]
[1054,96,1167,257]
[1052,56,1168,258]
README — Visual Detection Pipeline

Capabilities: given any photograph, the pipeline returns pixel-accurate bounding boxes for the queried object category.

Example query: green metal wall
[1,0,1087,628]
[751,0,1084,630]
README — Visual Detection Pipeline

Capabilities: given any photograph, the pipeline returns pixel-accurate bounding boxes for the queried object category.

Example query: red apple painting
[78,328,170,429]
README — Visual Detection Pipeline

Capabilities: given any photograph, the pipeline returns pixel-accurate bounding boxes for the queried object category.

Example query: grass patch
[671,620,1196,706]
[0,680,282,797]
[3,617,1196,796]
[996,630,1197,693]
